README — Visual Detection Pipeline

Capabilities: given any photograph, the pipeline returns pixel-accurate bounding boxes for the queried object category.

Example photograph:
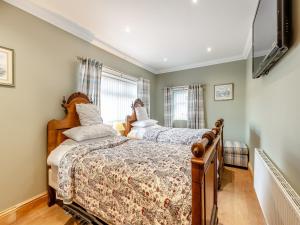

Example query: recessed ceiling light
[207,47,212,52]
[125,26,131,33]
[192,0,198,4]
[163,57,168,62]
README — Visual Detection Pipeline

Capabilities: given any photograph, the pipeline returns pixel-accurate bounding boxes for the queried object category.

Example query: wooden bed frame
[125,98,225,189]
[47,92,223,225]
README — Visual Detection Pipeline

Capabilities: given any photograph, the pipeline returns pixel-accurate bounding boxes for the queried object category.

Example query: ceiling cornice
[157,54,246,74]
[158,26,253,74]
[4,0,158,74]
[4,0,254,75]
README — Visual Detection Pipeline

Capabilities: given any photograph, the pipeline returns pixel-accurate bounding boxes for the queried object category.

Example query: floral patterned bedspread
[143,126,210,146]
[57,136,193,225]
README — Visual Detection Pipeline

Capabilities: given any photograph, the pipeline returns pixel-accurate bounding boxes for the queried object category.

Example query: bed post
[48,186,56,207]
[215,118,224,189]
[191,129,219,225]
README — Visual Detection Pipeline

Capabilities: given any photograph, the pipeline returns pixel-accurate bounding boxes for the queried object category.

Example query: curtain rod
[77,56,123,76]
[162,84,205,90]
[77,56,103,64]
[77,56,138,82]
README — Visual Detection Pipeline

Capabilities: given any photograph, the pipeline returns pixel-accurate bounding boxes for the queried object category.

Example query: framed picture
[214,83,234,101]
[0,46,14,87]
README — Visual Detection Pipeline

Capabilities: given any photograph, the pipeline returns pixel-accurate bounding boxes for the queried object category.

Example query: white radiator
[254,149,300,225]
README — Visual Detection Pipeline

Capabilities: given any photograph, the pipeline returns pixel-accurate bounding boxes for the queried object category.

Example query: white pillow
[135,106,149,121]
[63,124,117,142]
[131,119,158,128]
[76,104,103,126]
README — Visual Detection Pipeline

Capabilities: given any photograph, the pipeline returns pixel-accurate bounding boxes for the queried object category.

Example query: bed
[47,92,222,225]
[125,98,224,188]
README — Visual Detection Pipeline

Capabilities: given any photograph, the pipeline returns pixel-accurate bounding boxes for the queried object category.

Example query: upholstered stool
[224,140,249,168]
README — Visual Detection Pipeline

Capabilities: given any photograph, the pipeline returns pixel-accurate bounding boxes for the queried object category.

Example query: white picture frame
[214,83,234,101]
[0,46,14,87]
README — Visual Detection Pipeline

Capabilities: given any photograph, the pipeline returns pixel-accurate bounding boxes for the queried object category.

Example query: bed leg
[48,186,56,207]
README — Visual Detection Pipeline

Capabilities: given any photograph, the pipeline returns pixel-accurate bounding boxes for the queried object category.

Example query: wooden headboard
[124,98,144,136]
[47,92,91,156]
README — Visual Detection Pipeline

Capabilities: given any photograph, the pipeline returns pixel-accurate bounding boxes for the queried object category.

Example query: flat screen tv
[252,0,290,79]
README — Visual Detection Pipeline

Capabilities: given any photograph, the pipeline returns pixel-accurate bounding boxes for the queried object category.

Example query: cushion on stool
[224,154,248,168]
[224,140,249,168]
[224,140,249,155]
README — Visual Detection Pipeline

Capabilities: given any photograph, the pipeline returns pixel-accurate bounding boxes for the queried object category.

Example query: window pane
[101,74,137,124]
[172,89,188,120]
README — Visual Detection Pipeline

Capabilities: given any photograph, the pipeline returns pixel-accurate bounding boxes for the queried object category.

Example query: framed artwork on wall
[214,83,234,101]
[0,46,14,87]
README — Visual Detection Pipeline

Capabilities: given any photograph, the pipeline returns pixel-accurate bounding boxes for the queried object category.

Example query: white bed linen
[47,139,77,167]
[47,137,119,190]
[47,137,115,167]
[127,125,161,139]
[48,167,58,190]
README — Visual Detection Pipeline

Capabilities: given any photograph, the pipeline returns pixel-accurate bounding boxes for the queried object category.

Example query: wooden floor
[218,167,265,225]
[7,167,265,225]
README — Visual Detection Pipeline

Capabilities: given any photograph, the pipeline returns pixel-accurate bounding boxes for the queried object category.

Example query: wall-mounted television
[252,0,290,79]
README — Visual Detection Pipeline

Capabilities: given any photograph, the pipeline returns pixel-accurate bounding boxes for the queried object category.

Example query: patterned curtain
[164,87,173,127]
[77,58,102,109]
[137,78,150,115]
[187,84,205,129]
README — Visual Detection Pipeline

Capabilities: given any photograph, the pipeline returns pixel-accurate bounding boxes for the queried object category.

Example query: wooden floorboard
[218,167,266,225]
[6,167,265,225]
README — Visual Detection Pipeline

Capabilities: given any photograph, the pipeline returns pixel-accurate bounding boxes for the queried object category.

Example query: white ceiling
[5,0,259,74]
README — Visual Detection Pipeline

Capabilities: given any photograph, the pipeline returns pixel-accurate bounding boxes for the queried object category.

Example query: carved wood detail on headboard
[47,92,91,155]
[130,98,144,110]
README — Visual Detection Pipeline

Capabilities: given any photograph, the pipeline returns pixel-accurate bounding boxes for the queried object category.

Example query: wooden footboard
[191,129,220,225]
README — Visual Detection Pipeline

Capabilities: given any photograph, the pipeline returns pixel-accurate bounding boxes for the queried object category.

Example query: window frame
[100,67,138,124]
[172,87,188,121]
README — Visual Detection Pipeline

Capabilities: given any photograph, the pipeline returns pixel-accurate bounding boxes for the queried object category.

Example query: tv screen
[252,0,290,79]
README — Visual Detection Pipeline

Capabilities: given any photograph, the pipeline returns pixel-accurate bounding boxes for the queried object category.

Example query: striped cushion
[224,154,248,168]
[224,140,248,155]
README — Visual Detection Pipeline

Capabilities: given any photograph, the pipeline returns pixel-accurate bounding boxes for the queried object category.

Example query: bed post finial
[191,131,216,158]
[215,118,224,127]
[191,143,206,158]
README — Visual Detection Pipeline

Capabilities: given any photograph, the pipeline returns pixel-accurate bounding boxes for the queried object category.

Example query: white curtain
[101,75,137,124]
[137,78,150,115]
[187,84,205,129]
[77,58,102,109]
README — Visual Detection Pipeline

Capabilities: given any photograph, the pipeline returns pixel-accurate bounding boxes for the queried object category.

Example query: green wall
[155,60,247,141]
[245,0,300,193]
[0,1,155,211]
[2,0,300,213]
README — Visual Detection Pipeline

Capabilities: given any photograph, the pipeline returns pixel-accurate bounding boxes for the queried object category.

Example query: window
[101,69,137,124]
[172,88,188,120]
